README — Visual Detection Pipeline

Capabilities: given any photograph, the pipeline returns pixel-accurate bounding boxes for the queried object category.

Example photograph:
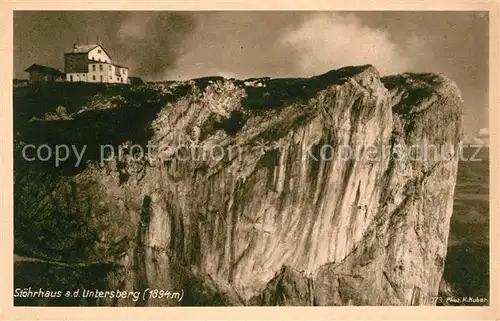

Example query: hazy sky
[14,11,489,135]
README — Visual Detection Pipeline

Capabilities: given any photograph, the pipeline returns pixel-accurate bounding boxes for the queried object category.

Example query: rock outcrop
[14,65,463,306]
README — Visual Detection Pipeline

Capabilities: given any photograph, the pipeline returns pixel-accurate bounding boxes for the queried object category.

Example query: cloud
[475,127,489,146]
[172,67,238,80]
[117,14,150,39]
[463,128,489,146]
[477,127,489,138]
[462,135,485,145]
[279,13,419,76]
[113,12,197,80]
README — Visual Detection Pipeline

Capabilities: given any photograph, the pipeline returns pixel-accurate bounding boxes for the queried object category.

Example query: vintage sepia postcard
[0,1,498,320]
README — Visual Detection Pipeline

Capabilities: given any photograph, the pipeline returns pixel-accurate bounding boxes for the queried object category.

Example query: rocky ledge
[14,65,463,306]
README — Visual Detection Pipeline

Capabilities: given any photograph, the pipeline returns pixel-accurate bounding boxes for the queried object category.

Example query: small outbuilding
[24,64,65,83]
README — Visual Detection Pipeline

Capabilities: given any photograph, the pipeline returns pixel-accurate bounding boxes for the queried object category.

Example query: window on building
[99,64,103,71]
[98,49,102,53]
[92,65,96,71]
[109,65,112,71]
[82,74,85,77]
[69,75,73,82]
[93,75,96,80]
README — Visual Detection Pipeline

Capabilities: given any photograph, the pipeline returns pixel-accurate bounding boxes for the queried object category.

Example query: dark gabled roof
[24,64,65,76]
[65,44,99,54]
[65,44,112,59]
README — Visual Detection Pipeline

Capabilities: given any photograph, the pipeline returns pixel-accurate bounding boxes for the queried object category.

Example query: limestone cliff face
[14,65,463,306]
